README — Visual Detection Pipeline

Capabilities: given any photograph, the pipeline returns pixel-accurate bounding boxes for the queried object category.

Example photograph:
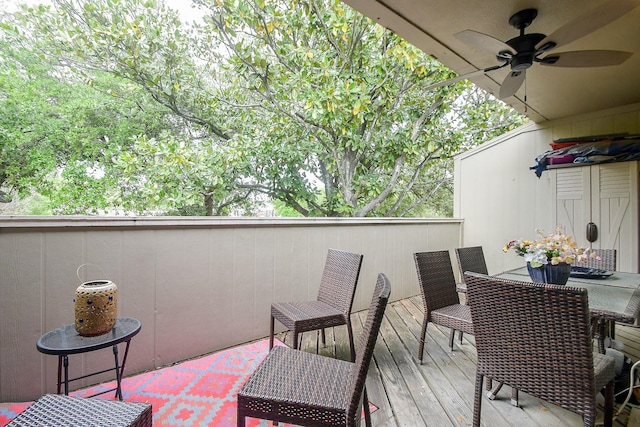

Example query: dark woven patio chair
[454,246,488,337]
[414,250,473,362]
[574,249,618,346]
[464,272,615,427]
[455,246,489,278]
[269,248,363,361]
[238,273,391,427]
[455,246,517,403]
[574,248,617,271]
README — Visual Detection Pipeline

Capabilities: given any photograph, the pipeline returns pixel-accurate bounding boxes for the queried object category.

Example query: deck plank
[375,307,456,426]
[350,308,399,427]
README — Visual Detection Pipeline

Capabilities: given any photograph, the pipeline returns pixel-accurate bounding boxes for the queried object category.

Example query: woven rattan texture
[270,248,363,359]
[463,272,615,427]
[574,248,617,271]
[239,273,391,427]
[6,394,152,427]
[455,246,489,279]
[414,251,473,360]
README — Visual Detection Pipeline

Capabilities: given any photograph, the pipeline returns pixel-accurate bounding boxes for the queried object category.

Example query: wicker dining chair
[238,273,391,427]
[455,246,517,402]
[454,246,488,337]
[269,248,363,361]
[455,246,489,278]
[574,249,618,345]
[574,248,617,271]
[463,272,615,427]
[414,250,473,362]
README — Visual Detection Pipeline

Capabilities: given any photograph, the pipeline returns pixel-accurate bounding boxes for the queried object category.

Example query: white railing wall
[0,216,462,401]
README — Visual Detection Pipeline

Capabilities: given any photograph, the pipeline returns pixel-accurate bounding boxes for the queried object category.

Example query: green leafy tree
[3,0,526,216]
[0,35,179,213]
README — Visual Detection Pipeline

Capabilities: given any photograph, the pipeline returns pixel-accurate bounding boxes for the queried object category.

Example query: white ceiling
[342,0,640,123]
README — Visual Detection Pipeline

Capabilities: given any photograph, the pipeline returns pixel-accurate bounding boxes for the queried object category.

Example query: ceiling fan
[428,0,638,99]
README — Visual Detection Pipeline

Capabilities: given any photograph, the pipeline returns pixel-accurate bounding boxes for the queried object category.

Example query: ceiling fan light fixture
[511,54,535,71]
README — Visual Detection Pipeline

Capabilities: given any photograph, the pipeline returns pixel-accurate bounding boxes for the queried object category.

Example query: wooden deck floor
[276,295,640,427]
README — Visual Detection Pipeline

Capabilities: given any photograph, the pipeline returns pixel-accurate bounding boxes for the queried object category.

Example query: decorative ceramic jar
[526,262,571,285]
[74,280,118,336]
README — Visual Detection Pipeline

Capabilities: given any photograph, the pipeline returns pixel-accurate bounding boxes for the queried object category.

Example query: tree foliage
[1,0,526,216]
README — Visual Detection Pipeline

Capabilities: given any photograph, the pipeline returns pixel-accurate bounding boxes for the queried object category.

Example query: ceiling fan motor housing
[506,33,546,71]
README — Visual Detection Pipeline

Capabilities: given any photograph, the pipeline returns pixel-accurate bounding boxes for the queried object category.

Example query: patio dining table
[494,266,640,353]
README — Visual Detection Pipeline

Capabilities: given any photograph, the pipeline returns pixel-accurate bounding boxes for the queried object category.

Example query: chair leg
[346,319,356,362]
[237,410,245,427]
[485,380,517,405]
[448,328,455,349]
[362,387,372,427]
[293,331,299,350]
[458,330,464,344]
[610,320,616,340]
[487,381,502,400]
[321,328,326,346]
[418,318,428,363]
[269,315,275,350]
[596,318,607,354]
[510,388,519,407]
[604,381,614,427]
[473,372,483,427]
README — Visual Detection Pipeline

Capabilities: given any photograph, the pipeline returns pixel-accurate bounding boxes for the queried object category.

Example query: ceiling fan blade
[540,50,633,67]
[536,0,640,51]
[422,64,506,91]
[455,30,513,56]
[499,71,525,99]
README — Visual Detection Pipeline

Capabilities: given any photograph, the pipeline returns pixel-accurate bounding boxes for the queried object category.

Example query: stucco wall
[455,103,640,275]
[0,217,462,401]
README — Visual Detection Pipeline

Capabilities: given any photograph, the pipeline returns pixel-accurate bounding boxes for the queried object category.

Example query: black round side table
[36,317,141,400]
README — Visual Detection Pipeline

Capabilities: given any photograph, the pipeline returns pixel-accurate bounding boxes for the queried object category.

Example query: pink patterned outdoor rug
[0,338,376,426]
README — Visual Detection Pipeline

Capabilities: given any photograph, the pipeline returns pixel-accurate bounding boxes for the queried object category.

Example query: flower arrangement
[504,226,597,267]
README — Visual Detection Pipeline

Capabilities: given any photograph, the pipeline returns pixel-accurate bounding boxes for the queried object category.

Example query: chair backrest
[346,273,391,423]
[463,272,597,417]
[455,246,488,282]
[317,248,364,316]
[574,248,617,271]
[414,251,460,316]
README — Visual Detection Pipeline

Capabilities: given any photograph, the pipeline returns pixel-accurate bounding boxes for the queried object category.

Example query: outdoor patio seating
[269,248,363,361]
[6,394,152,427]
[455,246,518,403]
[464,272,616,427]
[454,246,488,339]
[574,248,617,271]
[455,246,489,277]
[414,250,473,362]
[237,273,391,427]
[575,249,619,344]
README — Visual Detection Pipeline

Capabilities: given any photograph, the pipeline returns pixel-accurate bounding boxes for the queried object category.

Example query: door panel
[552,162,638,272]
[553,167,590,247]
[592,163,637,271]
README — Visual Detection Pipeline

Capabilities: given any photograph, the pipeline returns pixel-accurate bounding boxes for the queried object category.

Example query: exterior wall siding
[0,217,462,401]
[455,103,640,276]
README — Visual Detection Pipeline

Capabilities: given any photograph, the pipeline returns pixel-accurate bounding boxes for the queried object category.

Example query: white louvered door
[551,161,639,272]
